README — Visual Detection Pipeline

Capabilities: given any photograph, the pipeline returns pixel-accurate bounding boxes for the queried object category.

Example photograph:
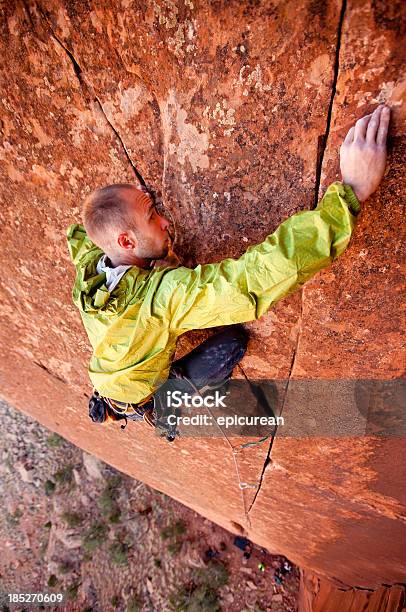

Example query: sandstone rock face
[248,0,406,588]
[299,570,406,612]
[0,0,404,594]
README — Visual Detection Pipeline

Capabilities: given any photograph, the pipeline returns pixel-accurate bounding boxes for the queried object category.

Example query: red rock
[299,570,406,612]
[248,0,406,591]
[0,0,404,600]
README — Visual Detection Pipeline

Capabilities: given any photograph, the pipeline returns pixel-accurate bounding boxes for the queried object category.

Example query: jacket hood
[67,223,101,266]
[66,223,126,314]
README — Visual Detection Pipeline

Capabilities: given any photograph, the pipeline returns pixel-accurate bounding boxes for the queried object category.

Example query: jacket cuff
[342,184,361,217]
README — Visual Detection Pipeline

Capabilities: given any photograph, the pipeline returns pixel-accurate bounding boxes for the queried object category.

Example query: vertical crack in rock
[313,0,347,207]
[236,363,276,518]
[246,437,276,516]
[36,6,146,186]
[49,30,84,87]
[34,3,84,80]
[93,97,145,186]
[247,292,304,517]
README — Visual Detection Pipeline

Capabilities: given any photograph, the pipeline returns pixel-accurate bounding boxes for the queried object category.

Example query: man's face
[121,186,171,259]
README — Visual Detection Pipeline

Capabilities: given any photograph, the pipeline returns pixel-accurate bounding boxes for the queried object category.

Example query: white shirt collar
[96,254,132,293]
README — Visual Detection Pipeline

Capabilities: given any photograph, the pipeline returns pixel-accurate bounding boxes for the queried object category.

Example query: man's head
[82,183,170,266]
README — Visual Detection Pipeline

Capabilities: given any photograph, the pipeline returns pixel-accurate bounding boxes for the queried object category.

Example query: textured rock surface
[248,0,406,588]
[0,0,404,595]
[299,570,406,612]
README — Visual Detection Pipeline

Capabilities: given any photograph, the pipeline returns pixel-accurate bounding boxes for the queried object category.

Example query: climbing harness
[88,388,156,431]
[88,386,180,442]
[88,365,276,453]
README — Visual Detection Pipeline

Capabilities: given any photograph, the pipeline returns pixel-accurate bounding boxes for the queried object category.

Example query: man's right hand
[340,104,390,202]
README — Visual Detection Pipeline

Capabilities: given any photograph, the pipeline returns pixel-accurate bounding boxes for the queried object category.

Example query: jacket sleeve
[151,181,361,331]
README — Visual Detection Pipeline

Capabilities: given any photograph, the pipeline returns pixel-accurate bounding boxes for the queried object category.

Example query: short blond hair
[82,183,139,252]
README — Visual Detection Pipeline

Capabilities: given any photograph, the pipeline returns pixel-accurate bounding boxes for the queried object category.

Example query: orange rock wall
[0,0,404,590]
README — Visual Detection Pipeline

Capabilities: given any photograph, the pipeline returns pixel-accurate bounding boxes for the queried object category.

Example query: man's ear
[117,232,137,251]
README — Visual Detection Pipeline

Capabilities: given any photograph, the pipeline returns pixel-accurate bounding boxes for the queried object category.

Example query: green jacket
[67,182,360,403]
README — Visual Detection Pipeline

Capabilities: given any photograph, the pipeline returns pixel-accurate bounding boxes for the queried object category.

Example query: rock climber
[66,105,390,440]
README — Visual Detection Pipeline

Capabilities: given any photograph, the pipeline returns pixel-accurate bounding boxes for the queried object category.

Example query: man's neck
[106,254,152,269]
